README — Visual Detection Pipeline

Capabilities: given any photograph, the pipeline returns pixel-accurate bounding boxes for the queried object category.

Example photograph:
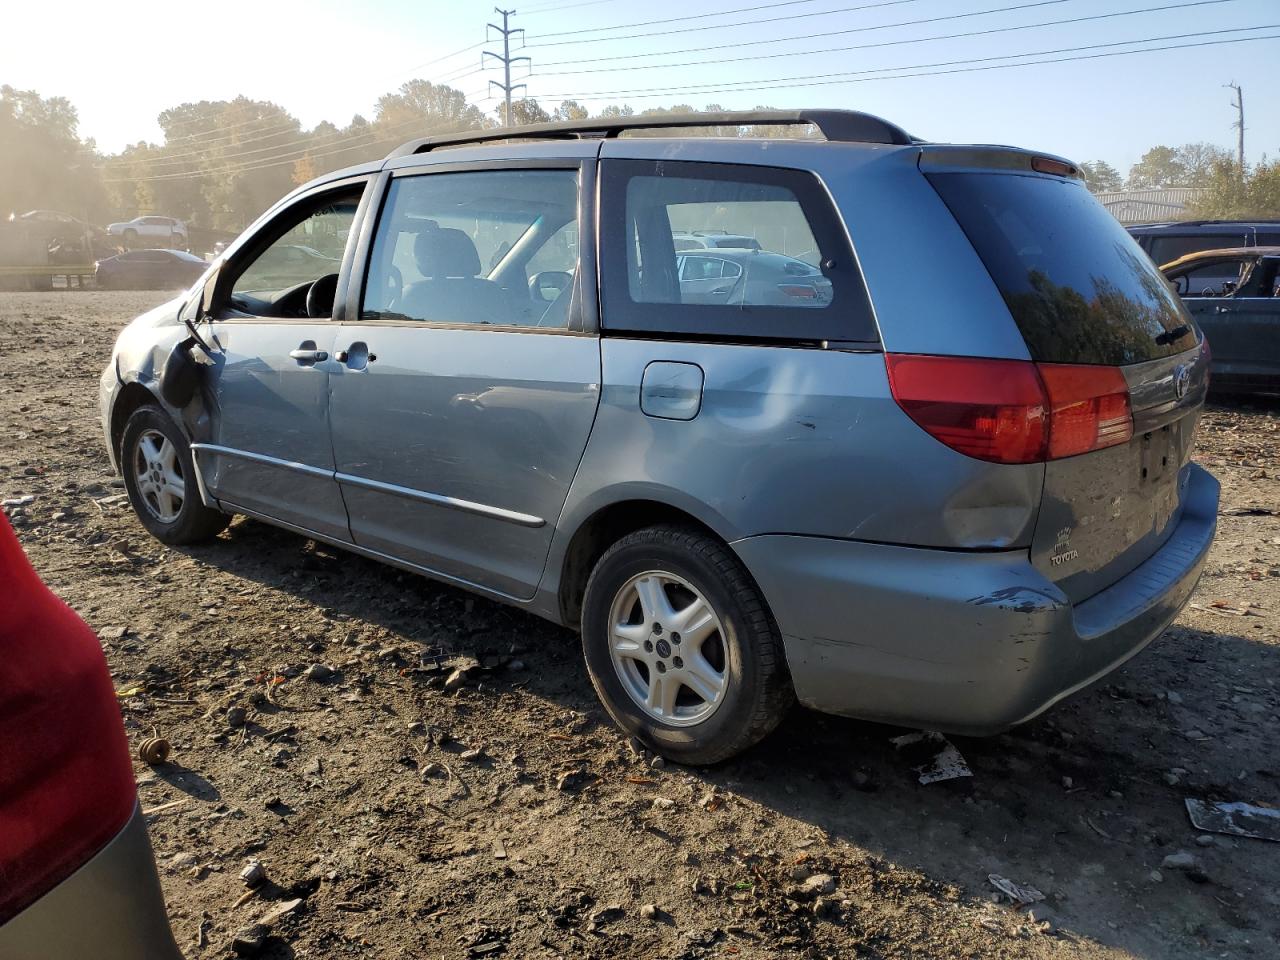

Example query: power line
[530,0,1243,76]
[519,0,626,15]
[103,114,437,184]
[531,28,1279,101]
[528,0,1063,50]
[525,0,849,38]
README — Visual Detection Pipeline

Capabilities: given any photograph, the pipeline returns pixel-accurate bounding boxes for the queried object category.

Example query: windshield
[929,172,1198,365]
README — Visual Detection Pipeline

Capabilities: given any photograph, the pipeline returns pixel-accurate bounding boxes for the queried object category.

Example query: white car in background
[107,216,188,249]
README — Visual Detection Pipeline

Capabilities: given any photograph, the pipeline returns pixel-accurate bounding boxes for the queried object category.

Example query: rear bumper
[733,463,1219,735]
[0,803,183,960]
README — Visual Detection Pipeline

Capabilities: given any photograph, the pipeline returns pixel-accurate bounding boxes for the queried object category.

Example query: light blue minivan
[101,110,1218,764]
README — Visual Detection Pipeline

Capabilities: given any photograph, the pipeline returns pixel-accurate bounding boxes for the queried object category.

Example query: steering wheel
[306,273,340,318]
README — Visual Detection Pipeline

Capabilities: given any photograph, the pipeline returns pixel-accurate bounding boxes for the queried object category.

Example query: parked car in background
[672,231,762,251]
[0,516,182,959]
[4,210,108,268]
[1161,246,1280,395]
[96,249,208,290]
[107,216,188,249]
[1130,220,1280,292]
[14,209,102,241]
[101,109,1217,765]
[677,249,832,305]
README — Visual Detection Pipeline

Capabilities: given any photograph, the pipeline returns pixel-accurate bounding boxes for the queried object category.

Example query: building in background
[1096,187,1207,225]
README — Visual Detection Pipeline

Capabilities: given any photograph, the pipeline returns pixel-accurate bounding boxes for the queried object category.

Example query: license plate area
[1142,424,1181,536]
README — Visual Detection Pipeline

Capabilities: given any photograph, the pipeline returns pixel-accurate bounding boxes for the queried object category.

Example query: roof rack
[386,109,915,159]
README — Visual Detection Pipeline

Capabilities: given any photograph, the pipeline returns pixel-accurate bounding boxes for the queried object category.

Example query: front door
[328,164,600,599]
[197,180,368,541]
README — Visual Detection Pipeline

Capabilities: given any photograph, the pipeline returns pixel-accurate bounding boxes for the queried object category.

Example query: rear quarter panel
[554,338,1043,550]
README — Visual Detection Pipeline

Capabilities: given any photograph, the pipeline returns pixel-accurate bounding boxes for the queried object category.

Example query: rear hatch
[926,160,1208,603]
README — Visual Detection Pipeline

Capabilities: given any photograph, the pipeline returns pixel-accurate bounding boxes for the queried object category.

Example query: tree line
[3,80,1278,238]
[1078,142,1280,218]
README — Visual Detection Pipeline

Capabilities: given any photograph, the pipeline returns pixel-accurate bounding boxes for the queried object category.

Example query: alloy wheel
[608,570,728,727]
[132,428,185,522]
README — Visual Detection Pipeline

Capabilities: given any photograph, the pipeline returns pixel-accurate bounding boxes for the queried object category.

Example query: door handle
[338,342,376,370]
[1214,305,1234,314]
[289,348,328,362]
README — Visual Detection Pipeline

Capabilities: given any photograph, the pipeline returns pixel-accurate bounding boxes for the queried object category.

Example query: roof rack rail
[386,109,915,160]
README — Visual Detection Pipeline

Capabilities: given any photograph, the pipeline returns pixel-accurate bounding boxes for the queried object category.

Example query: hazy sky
[6,0,1278,174]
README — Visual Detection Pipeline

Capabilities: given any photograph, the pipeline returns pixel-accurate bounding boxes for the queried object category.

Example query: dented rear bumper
[733,463,1219,735]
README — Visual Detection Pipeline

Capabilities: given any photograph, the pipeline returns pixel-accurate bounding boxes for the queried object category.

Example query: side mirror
[530,270,572,303]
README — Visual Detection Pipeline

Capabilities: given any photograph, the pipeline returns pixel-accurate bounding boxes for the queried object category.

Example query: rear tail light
[777,283,819,300]
[885,354,1134,464]
[0,517,137,925]
[1037,363,1132,459]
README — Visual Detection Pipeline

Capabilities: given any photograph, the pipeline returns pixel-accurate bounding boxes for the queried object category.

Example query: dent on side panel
[565,338,1042,549]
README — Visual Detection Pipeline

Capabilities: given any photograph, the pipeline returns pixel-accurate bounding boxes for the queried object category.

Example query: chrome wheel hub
[608,570,728,727]
[133,429,185,522]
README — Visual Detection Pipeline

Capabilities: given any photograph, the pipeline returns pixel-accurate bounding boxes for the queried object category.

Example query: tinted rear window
[929,173,1197,365]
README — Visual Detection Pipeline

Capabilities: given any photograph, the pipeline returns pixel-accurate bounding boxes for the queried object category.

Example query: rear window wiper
[1155,324,1191,346]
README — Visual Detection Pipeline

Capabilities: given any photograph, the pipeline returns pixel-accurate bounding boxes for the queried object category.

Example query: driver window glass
[362,169,580,329]
[229,190,359,315]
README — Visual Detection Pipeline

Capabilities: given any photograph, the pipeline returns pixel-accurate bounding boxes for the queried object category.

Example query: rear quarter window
[929,173,1197,365]
[600,159,876,344]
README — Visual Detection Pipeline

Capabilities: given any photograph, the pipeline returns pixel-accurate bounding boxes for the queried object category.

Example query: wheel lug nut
[673,656,683,668]
[652,622,662,634]
[671,633,681,644]
[655,662,666,673]
[644,640,653,653]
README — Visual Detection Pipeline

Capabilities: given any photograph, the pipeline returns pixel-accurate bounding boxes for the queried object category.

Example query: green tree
[1174,142,1232,186]
[375,80,486,141]
[1190,157,1280,219]
[0,85,108,222]
[1128,146,1187,188]
[497,98,551,126]
[1078,160,1123,193]
[553,100,589,122]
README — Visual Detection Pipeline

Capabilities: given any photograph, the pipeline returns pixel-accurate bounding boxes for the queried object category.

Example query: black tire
[120,405,229,545]
[581,524,793,765]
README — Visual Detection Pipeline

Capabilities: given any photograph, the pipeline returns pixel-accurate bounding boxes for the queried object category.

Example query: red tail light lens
[0,516,137,925]
[776,283,818,299]
[886,354,1135,464]
[885,354,1047,464]
[1038,363,1132,459]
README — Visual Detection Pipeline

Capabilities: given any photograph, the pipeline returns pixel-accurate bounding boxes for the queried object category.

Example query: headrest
[414,227,481,279]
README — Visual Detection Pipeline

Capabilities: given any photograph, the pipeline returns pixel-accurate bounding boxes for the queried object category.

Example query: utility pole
[1225,82,1245,179]
[485,9,530,127]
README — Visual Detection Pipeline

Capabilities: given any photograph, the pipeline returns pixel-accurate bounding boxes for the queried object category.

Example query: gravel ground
[2,290,1278,960]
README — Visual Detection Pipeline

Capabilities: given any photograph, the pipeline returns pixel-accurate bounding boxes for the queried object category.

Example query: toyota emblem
[1173,364,1190,400]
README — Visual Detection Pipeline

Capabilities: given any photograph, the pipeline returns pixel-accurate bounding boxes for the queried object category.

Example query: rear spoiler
[918,145,1080,179]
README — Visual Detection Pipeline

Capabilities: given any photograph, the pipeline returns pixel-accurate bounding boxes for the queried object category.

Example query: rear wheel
[121,406,229,545]
[581,525,792,764]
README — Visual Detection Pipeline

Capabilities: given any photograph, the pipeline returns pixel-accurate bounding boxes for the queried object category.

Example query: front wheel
[581,525,793,765]
[120,405,229,545]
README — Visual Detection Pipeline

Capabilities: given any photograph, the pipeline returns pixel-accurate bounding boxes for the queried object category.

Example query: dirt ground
[2,290,1278,960]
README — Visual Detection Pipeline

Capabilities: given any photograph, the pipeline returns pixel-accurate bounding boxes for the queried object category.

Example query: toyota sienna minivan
[99,110,1218,764]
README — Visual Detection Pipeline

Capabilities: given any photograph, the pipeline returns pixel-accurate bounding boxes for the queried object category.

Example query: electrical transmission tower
[485,8,530,127]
